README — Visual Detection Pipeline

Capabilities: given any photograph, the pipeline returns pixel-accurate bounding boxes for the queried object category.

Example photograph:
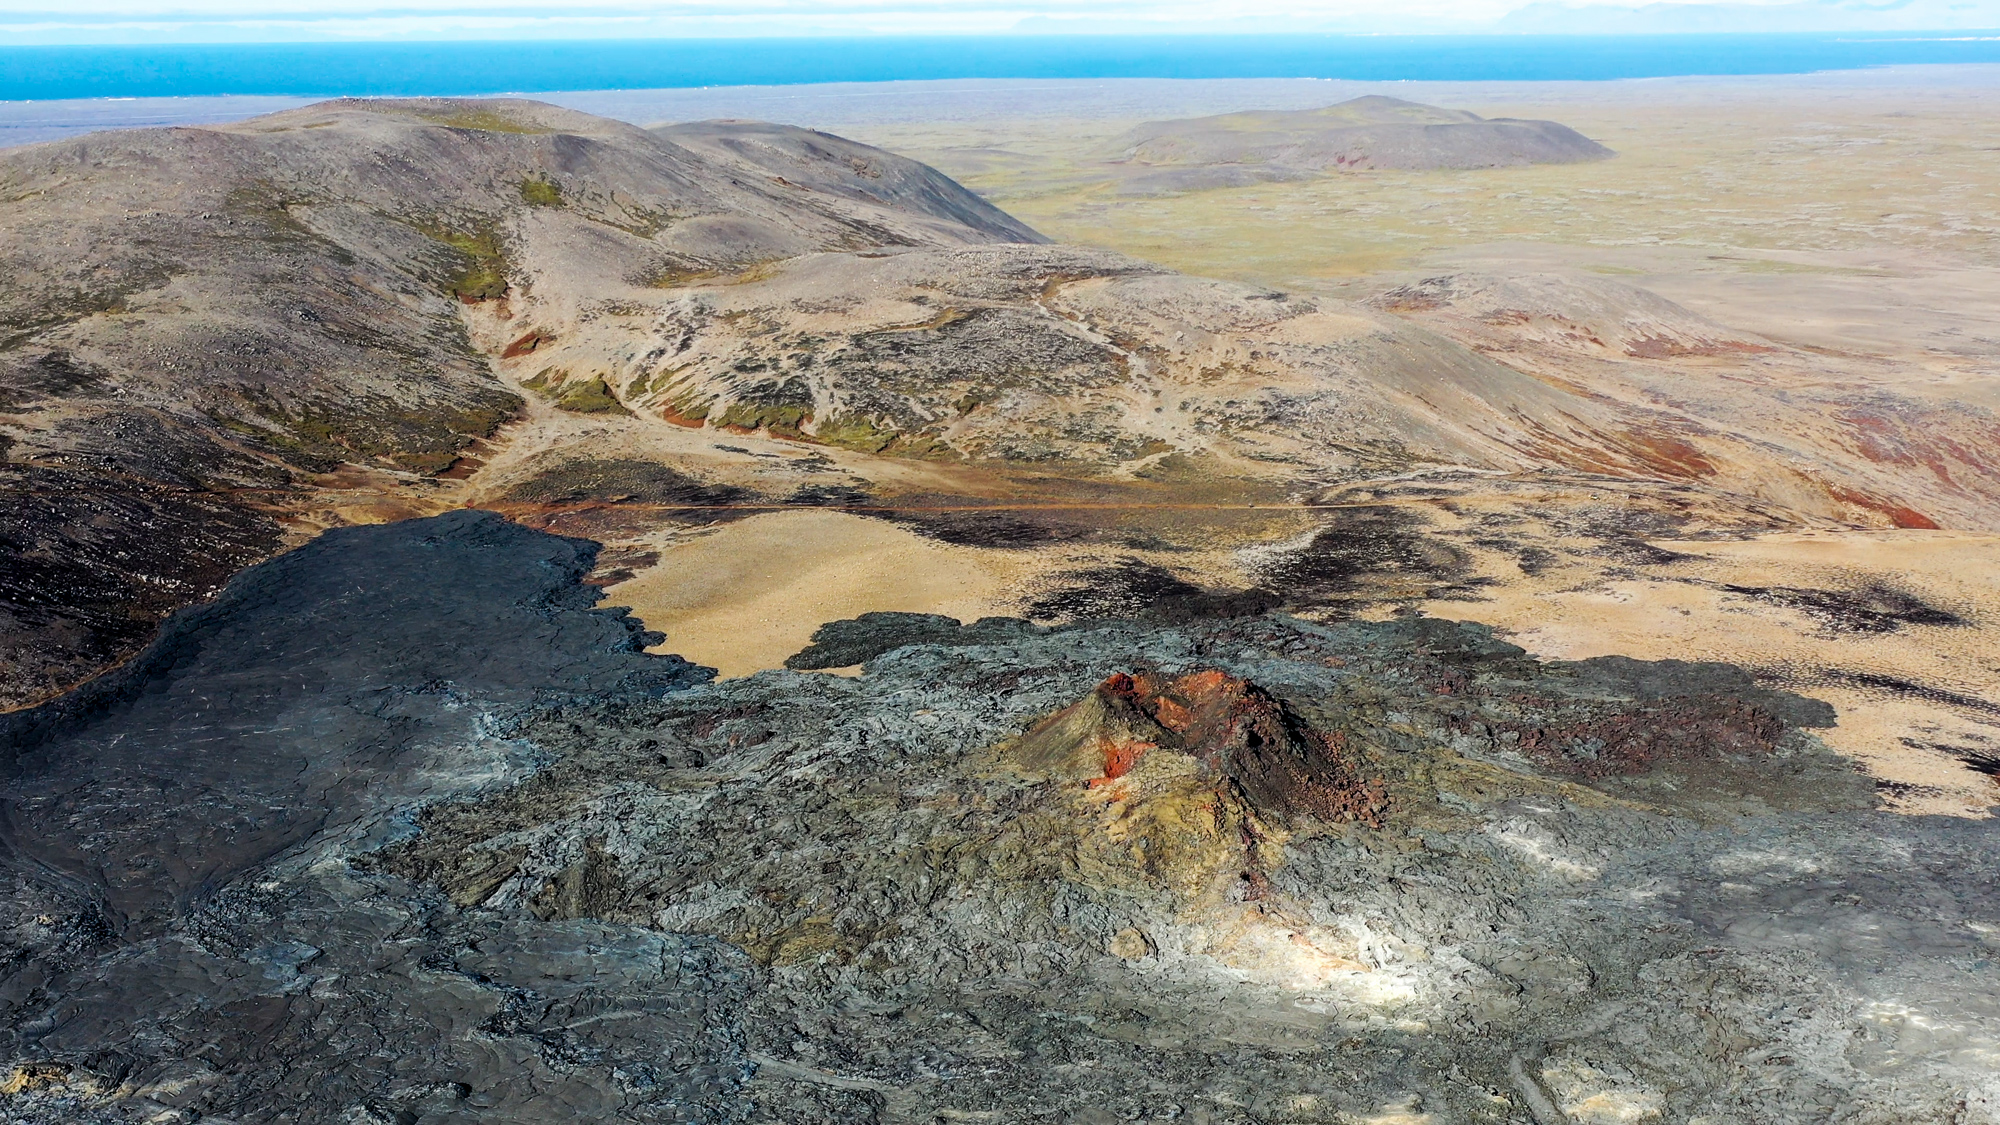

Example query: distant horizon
[6,31,2000,102]
[7,0,2000,46]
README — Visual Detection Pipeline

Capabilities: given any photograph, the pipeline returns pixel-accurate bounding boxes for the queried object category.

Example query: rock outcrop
[1009,668,1388,826]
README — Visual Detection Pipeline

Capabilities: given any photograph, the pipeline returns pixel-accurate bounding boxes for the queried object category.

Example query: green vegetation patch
[519,177,564,207]
[662,391,713,425]
[522,368,631,416]
[624,364,684,400]
[713,399,809,438]
[410,220,510,301]
[410,108,555,135]
[556,376,631,415]
[806,412,959,460]
[812,412,897,453]
[885,432,959,460]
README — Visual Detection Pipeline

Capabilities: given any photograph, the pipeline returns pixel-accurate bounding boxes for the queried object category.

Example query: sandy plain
[603,509,1029,677]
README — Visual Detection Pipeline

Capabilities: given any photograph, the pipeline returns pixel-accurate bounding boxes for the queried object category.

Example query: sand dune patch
[606,509,1038,678]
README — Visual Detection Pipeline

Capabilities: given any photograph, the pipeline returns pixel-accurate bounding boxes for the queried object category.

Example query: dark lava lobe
[0,510,710,935]
[0,512,752,1124]
[784,610,1050,669]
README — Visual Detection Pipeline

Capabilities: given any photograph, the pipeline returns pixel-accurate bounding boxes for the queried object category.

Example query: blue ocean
[3,33,2000,101]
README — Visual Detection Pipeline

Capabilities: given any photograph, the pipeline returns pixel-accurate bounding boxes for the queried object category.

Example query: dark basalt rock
[1,510,711,931]
[1718,580,1965,633]
[1025,558,1282,622]
[0,512,741,1123]
[783,610,1048,669]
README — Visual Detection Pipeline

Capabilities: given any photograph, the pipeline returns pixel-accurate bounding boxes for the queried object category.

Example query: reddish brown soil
[501,331,553,359]
[1089,669,1387,826]
[1460,696,1789,781]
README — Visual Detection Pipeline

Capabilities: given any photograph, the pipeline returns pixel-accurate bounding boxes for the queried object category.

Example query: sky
[2,0,1997,43]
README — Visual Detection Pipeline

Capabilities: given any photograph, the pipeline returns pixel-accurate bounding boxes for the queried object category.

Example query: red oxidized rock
[1013,669,1386,826]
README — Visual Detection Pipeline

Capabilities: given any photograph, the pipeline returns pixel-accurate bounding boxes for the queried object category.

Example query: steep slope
[652,119,1047,245]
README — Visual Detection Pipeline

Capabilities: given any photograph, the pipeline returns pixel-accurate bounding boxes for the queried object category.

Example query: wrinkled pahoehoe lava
[2,512,1998,1123]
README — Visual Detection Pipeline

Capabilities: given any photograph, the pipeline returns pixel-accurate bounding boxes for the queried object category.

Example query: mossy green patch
[954,388,1000,415]
[209,409,346,474]
[625,364,691,400]
[663,391,712,424]
[522,369,631,416]
[886,432,959,460]
[411,221,510,301]
[713,399,810,437]
[811,413,897,453]
[555,376,631,416]
[519,177,563,207]
[410,108,555,135]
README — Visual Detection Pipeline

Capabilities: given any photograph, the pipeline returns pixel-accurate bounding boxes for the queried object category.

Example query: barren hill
[0,99,1038,707]
[1105,95,1613,193]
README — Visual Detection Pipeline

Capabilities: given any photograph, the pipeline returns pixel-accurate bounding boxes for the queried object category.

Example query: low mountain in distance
[1105,95,1613,194]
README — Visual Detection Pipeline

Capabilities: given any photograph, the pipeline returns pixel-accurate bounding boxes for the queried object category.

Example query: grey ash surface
[3,512,2000,1123]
